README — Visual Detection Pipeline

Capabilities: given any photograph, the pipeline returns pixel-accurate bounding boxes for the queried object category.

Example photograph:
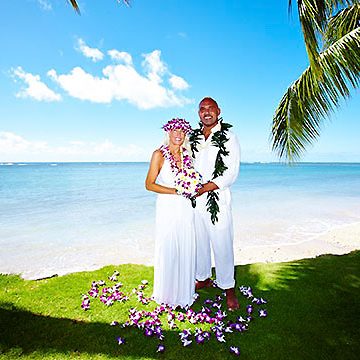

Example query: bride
[145,118,201,308]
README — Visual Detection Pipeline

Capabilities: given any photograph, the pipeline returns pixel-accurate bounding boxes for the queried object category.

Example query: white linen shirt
[193,123,240,207]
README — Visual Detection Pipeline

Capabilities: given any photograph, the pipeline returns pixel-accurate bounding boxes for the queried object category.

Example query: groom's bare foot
[195,278,212,290]
[226,288,239,311]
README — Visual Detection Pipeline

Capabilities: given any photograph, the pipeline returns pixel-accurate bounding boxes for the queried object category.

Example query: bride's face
[169,129,185,146]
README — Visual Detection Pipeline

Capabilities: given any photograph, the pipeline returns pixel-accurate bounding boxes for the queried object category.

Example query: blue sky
[0,0,359,162]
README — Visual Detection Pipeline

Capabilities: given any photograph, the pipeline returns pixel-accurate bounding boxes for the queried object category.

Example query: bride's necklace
[160,145,193,173]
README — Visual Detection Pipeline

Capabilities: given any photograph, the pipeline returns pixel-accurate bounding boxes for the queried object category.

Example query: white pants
[194,195,235,290]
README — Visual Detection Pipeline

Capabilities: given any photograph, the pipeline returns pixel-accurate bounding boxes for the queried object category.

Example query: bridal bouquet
[175,168,203,200]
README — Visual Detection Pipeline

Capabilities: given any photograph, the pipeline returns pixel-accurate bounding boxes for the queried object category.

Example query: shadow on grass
[1,251,359,359]
[0,302,239,359]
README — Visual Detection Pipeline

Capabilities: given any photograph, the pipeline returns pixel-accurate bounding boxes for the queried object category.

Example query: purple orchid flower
[81,298,90,310]
[246,305,253,314]
[116,337,125,345]
[259,309,268,317]
[230,346,240,356]
[216,333,226,343]
[212,302,221,310]
[203,331,211,340]
[168,320,177,329]
[182,338,192,347]
[144,328,153,337]
[179,329,191,340]
[177,313,185,321]
[195,333,205,344]
[157,344,165,353]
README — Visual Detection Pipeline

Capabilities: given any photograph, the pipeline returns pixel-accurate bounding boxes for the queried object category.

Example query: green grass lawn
[1,251,359,359]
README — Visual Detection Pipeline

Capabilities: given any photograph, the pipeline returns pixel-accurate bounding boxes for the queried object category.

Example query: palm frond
[68,0,80,14]
[325,3,360,46]
[292,0,328,69]
[68,0,131,14]
[272,26,360,161]
[289,1,356,70]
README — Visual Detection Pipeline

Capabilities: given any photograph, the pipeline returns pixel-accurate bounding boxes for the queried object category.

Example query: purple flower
[259,309,268,317]
[116,337,125,345]
[81,295,90,310]
[110,321,119,326]
[203,331,211,340]
[182,339,192,347]
[195,333,205,344]
[230,346,240,356]
[168,320,177,329]
[179,329,191,340]
[88,287,99,298]
[177,313,185,321]
[154,326,163,339]
[144,328,154,337]
[109,274,118,282]
[157,344,165,353]
[215,310,227,321]
[202,306,211,314]
[216,333,226,343]
[246,305,253,315]
[212,302,221,310]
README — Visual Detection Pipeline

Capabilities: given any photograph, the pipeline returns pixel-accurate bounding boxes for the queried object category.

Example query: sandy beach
[234,221,360,265]
[2,221,359,281]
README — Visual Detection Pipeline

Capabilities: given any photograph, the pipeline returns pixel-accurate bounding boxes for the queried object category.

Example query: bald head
[198,97,221,130]
[199,97,219,109]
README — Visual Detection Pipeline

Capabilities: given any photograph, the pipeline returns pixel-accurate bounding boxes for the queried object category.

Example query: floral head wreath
[162,118,192,135]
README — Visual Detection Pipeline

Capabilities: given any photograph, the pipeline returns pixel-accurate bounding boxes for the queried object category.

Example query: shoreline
[1,222,360,281]
[234,221,360,265]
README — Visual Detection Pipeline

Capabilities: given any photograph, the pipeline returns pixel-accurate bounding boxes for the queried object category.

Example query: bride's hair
[163,132,192,154]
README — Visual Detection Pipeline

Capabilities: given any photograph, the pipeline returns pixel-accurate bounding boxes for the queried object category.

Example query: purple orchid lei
[162,118,192,135]
[160,145,203,200]
[81,271,269,356]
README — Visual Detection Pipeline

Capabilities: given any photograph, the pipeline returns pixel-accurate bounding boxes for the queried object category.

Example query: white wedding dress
[152,157,196,308]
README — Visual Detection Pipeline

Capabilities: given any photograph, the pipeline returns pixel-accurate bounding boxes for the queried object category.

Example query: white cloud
[11,66,61,102]
[108,50,133,65]
[12,47,191,109]
[48,67,112,103]
[142,50,167,84]
[169,75,189,90]
[0,132,48,154]
[76,38,104,62]
[37,0,52,11]
[0,132,147,162]
[48,49,191,109]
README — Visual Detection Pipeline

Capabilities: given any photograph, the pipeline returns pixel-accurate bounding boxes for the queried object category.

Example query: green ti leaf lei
[189,118,232,224]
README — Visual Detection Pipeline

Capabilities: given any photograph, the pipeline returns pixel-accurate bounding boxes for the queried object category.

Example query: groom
[192,97,240,311]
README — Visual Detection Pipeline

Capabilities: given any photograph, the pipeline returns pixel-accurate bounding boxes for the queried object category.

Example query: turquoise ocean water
[1,162,360,279]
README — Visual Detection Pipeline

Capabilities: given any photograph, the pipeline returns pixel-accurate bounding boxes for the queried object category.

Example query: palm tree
[272,0,360,161]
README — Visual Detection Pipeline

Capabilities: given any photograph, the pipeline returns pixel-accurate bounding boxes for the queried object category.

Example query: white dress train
[152,158,196,308]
